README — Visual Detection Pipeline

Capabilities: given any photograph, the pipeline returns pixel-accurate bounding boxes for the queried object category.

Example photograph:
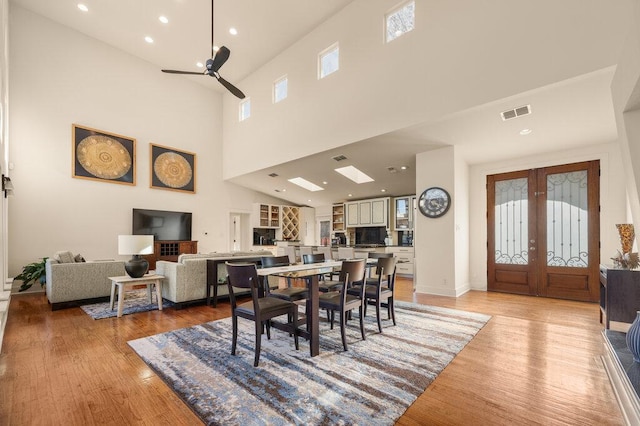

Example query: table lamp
[118,235,154,278]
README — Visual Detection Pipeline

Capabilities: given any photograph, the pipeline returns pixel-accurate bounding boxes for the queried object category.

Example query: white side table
[108,274,165,318]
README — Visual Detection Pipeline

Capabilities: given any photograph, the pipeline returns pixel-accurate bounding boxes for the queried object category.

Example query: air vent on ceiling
[387,166,398,173]
[500,104,531,121]
[332,155,348,162]
[268,173,279,177]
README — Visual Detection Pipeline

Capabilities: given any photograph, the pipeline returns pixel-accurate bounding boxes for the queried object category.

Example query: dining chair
[347,256,397,332]
[260,256,308,302]
[316,246,334,260]
[284,246,297,264]
[366,251,393,278]
[299,246,314,258]
[302,253,342,292]
[318,258,367,351]
[337,247,355,260]
[226,262,299,367]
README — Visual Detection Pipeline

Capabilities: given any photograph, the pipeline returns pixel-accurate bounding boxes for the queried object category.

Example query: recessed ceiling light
[229,28,238,35]
[159,16,169,24]
[196,62,204,68]
[400,166,407,170]
[348,194,353,197]
[308,199,312,202]
[144,36,154,44]
[381,189,386,192]
[520,128,532,135]
[335,165,374,184]
[322,181,328,185]
[77,4,88,12]
[212,45,220,52]
[282,189,286,192]
[288,177,324,192]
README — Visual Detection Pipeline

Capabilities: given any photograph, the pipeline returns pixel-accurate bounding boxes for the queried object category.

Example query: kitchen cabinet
[394,195,416,230]
[346,202,359,227]
[345,198,389,227]
[332,204,345,232]
[252,204,280,228]
[281,206,300,240]
[385,246,414,276]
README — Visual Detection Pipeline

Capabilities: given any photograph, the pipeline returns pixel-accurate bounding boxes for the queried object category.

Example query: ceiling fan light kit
[161,0,245,99]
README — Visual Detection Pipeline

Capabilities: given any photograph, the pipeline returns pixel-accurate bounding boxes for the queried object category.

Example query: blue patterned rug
[81,289,174,319]
[128,302,490,425]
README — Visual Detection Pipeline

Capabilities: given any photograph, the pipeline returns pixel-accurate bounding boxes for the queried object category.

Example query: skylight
[334,165,374,184]
[288,177,324,192]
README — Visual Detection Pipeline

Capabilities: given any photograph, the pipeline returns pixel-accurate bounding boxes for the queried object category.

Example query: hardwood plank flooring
[0,278,624,425]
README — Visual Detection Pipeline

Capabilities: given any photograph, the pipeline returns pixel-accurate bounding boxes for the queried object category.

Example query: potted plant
[14,257,48,292]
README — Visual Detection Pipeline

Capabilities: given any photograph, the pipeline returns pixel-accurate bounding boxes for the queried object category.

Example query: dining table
[256,259,376,357]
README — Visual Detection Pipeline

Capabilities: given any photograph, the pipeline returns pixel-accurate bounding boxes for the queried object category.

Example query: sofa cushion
[55,251,75,264]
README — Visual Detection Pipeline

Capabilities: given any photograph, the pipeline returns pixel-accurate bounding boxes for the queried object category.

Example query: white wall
[414,147,457,296]
[7,6,284,276]
[222,0,632,180]
[468,142,628,290]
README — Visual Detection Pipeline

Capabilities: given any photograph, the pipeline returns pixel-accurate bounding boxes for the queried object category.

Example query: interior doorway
[229,213,249,252]
[487,160,600,302]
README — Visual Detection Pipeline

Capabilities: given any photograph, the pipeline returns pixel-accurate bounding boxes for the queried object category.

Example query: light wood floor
[0,278,624,425]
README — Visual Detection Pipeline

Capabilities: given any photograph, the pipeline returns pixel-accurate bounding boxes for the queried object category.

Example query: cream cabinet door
[371,199,386,225]
[346,202,359,227]
[359,201,372,225]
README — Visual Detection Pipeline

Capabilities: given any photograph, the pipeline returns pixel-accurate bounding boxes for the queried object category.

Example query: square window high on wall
[239,98,251,121]
[318,43,339,79]
[386,0,415,43]
[273,76,288,103]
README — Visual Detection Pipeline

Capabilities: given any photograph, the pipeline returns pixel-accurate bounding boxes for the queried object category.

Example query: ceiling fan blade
[210,46,230,72]
[216,75,245,99]
[162,69,205,75]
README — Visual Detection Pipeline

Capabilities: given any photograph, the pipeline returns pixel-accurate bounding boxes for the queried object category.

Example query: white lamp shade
[118,235,154,255]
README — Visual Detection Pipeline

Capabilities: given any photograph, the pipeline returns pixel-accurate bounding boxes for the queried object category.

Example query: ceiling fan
[161,0,245,99]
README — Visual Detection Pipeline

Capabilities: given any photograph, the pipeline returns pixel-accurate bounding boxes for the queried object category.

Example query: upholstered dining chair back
[337,247,355,260]
[316,246,334,260]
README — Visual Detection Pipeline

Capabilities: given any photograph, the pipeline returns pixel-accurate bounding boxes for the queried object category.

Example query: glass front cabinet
[394,196,416,230]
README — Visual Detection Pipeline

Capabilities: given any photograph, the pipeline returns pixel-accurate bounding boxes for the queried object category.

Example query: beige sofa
[45,251,125,310]
[155,250,274,307]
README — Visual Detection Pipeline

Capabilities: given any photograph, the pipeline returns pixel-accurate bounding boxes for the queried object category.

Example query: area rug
[128,302,490,425]
[80,289,174,319]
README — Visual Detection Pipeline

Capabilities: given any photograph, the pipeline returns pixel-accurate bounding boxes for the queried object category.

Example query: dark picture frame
[150,143,196,193]
[72,124,136,185]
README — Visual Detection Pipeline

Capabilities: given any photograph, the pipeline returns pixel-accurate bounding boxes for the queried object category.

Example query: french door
[487,161,600,302]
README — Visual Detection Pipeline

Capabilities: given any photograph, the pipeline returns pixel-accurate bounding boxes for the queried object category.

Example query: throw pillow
[74,254,86,263]
[55,251,75,264]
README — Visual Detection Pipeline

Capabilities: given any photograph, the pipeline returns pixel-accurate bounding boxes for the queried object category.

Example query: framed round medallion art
[418,187,451,218]
[150,143,196,193]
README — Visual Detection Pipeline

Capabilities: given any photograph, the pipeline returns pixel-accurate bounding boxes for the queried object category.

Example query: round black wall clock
[418,187,451,218]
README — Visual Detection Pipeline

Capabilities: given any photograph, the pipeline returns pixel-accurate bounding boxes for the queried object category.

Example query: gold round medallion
[76,135,132,179]
[154,152,192,188]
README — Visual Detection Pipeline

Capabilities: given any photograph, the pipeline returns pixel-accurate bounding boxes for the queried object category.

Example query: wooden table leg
[155,280,163,311]
[308,274,319,357]
[117,283,125,318]
[109,281,116,310]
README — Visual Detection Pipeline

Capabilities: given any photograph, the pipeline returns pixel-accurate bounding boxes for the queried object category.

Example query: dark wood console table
[599,265,640,331]
[144,240,198,270]
[206,256,265,307]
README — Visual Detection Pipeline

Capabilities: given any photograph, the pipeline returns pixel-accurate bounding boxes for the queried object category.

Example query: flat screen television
[132,208,192,241]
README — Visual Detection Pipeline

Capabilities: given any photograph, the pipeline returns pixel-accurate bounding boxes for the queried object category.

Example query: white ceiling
[10,0,631,207]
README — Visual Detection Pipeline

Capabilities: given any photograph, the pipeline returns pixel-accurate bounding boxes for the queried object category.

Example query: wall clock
[418,187,451,218]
